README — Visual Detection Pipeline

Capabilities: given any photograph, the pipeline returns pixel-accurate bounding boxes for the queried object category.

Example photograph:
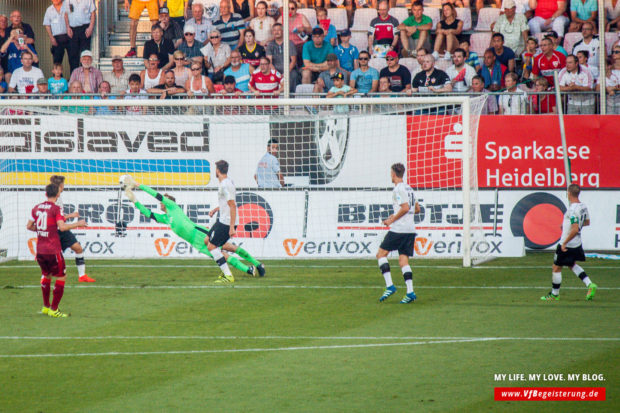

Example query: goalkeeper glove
[124,187,137,203]
[119,174,139,190]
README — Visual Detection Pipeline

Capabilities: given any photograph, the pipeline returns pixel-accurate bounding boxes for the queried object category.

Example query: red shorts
[36,253,66,278]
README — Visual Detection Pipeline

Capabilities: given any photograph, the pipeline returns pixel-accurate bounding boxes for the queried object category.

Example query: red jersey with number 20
[31,201,64,254]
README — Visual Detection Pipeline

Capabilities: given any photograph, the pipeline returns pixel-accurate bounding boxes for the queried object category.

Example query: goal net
[0,96,491,266]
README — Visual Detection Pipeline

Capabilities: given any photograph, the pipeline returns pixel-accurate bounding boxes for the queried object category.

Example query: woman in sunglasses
[186,61,215,97]
[171,50,192,87]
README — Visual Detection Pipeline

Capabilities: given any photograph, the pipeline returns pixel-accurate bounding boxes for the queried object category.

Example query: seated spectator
[103,55,131,94]
[315,53,350,93]
[447,48,477,91]
[433,3,463,61]
[35,77,49,95]
[545,30,568,56]
[531,36,566,87]
[368,1,400,57]
[1,29,39,81]
[158,7,183,48]
[143,23,175,70]
[219,74,243,95]
[0,15,8,78]
[141,53,164,89]
[124,0,159,57]
[600,44,620,114]
[315,7,337,47]
[189,0,222,24]
[239,28,266,71]
[8,10,35,50]
[185,2,213,45]
[529,76,556,113]
[558,54,595,114]
[572,22,599,74]
[489,33,516,73]
[501,0,533,17]
[171,50,192,87]
[528,0,569,38]
[43,0,70,67]
[335,29,359,73]
[249,56,284,95]
[498,72,528,114]
[186,60,216,95]
[606,0,620,32]
[215,0,246,51]
[280,1,312,61]
[350,50,379,94]
[576,50,598,79]
[471,75,499,114]
[411,54,452,93]
[231,0,255,22]
[147,69,187,99]
[379,50,411,93]
[411,47,429,77]
[492,0,529,56]
[93,81,117,115]
[250,1,275,46]
[302,27,334,84]
[224,49,252,91]
[8,50,44,93]
[62,80,90,114]
[178,25,205,61]
[69,50,102,93]
[327,72,357,113]
[479,49,506,91]
[568,0,597,33]
[399,2,432,58]
[66,0,97,72]
[378,76,391,93]
[476,0,502,12]
[201,28,232,82]
[521,37,540,79]
[48,62,69,94]
[266,23,298,92]
[124,73,148,115]
[460,39,481,72]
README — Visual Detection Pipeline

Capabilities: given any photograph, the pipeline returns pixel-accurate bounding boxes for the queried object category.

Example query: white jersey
[561,202,589,248]
[390,182,416,234]
[217,177,237,226]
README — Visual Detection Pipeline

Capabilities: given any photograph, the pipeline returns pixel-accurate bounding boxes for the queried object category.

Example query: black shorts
[58,230,78,251]
[380,231,416,257]
[207,221,231,248]
[553,244,586,267]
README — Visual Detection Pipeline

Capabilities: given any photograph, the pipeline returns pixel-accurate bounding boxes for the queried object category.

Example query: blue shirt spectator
[48,77,68,94]
[302,40,334,64]
[335,43,359,73]
[350,66,379,94]
[224,61,251,91]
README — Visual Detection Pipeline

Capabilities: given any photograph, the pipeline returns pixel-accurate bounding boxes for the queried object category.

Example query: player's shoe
[257,263,266,277]
[400,292,417,304]
[79,274,95,282]
[40,306,50,315]
[247,265,257,277]
[586,283,597,301]
[540,292,560,301]
[47,309,68,318]
[379,285,396,302]
[215,274,235,284]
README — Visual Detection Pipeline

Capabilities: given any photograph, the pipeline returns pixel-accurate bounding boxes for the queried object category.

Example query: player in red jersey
[27,184,87,318]
[531,36,566,87]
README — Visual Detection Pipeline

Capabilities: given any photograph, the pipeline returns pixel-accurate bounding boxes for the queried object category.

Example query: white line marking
[0,336,618,341]
[3,285,619,290]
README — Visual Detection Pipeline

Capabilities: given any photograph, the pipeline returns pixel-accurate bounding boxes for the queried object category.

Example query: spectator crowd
[0,0,620,114]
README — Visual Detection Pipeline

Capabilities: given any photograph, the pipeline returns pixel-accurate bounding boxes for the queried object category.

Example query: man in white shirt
[186,2,214,44]
[43,0,70,65]
[446,48,477,92]
[8,50,44,93]
[541,183,597,301]
[376,163,421,304]
[255,138,285,188]
[558,54,594,114]
[65,0,96,71]
[571,22,599,72]
[493,0,529,55]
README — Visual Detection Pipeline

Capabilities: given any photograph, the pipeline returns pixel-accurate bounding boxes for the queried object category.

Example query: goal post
[0,96,490,266]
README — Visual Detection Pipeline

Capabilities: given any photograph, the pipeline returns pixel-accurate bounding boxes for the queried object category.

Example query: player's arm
[561,222,580,251]
[383,202,410,226]
[228,199,237,237]
[414,201,421,214]
[138,183,176,210]
[58,218,87,231]
[125,187,169,224]
[26,219,36,231]
[583,219,590,227]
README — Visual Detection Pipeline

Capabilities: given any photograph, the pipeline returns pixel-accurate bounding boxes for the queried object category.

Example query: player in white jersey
[204,160,266,283]
[377,163,420,304]
[542,184,597,301]
[50,175,95,282]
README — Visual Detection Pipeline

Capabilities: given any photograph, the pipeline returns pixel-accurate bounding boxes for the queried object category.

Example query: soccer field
[0,253,618,412]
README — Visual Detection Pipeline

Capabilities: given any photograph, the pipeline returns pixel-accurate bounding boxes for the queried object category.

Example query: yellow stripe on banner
[0,173,210,186]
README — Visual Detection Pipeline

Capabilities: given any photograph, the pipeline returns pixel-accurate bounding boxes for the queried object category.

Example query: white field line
[2,285,619,290]
[0,336,618,341]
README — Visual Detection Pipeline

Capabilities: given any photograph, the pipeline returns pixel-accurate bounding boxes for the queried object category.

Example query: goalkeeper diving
[120,175,265,282]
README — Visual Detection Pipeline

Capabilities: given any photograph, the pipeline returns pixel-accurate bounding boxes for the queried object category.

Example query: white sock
[571,264,591,286]
[552,272,562,295]
[75,253,86,277]
[211,248,232,276]
[378,257,393,287]
[405,279,413,294]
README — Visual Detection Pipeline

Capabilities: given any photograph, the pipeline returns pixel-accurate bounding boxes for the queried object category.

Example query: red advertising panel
[407,115,620,189]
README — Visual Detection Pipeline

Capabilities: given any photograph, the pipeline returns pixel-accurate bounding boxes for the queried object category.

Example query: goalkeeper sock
[378,257,393,287]
[75,254,86,277]
[552,272,562,295]
[227,256,249,273]
[211,248,232,276]
[41,276,51,308]
[402,265,413,294]
[235,247,261,266]
[571,264,591,287]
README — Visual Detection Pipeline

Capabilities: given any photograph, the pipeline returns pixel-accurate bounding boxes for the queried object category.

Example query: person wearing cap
[186,2,213,44]
[178,24,205,60]
[528,0,569,38]
[69,49,103,93]
[315,53,350,93]
[124,0,160,57]
[335,29,359,73]
[278,1,312,59]
[350,50,379,94]
[143,23,175,70]
[399,1,432,57]
[65,0,96,71]
[35,77,49,95]
[103,55,132,94]
[368,1,400,54]
[327,72,356,113]
[158,7,184,48]
[302,27,334,84]
[379,50,411,93]
[43,0,70,68]
[492,0,529,56]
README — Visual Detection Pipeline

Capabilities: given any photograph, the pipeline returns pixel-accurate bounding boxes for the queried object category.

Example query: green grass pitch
[0,253,618,412]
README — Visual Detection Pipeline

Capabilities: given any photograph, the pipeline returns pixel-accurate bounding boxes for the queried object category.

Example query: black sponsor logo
[510,193,566,249]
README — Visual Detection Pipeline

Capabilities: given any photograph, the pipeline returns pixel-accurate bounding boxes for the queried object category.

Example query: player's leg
[223,242,264,276]
[205,222,234,283]
[398,234,417,304]
[377,243,396,302]
[71,241,94,282]
[570,247,597,300]
[36,254,52,314]
[542,245,563,301]
[194,229,254,275]
[48,253,69,317]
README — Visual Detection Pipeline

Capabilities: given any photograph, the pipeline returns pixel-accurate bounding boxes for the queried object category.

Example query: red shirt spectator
[532,37,566,87]
[249,57,283,95]
[368,2,400,48]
